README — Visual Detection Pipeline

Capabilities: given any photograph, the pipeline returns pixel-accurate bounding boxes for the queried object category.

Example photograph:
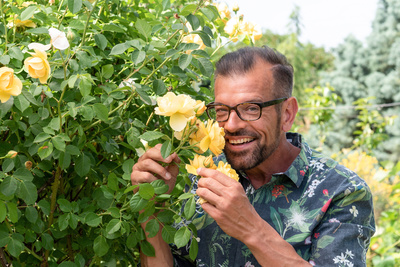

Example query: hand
[196,168,261,242]
[131,144,180,194]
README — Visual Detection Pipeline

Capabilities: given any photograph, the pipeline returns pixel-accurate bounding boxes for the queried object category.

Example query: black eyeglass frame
[206,97,288,122]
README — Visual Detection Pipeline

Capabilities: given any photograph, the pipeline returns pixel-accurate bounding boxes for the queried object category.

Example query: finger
[196,187,222,206]
[134,158,174,181]
[197,167,236,186]
[139,145,181,165]
[197,176,225,196]
[131,170,159,185]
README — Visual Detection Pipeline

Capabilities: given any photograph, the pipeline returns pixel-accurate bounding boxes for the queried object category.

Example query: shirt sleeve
[309,171,375,266]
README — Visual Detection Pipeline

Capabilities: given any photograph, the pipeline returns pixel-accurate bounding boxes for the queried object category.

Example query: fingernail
[165,172,171,180]
[197,168,202,174]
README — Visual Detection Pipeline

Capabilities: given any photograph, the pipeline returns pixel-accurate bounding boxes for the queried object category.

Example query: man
[131,46,375,266]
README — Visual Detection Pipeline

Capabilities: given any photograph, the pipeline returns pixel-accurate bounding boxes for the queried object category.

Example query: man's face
[214,61,283,171]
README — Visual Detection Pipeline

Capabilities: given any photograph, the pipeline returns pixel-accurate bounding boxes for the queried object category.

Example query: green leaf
[9,47,24,61]
[58,214,69,231]
[69,214,79,229]
[0,202,6,222]
[7,202,18,223]
[126,233,139,248]
[0,231,10,247]
[174,226,191,248]
[180,4,197,16]
[57,199,72,212]
[285,232,310,243]
[107,173,119,191]
[109,43,129,56]
[34,132,52,143]
[186,14,200,31]
[79,76,92,97]
[139,183,155,200]
[0,176,18,196]
[270,207,283,236]
[0,55,10,65]
[135,19,152,40]
[103,24,124,33]
[189,237,198,261]
[17,181,37,205]
[136,87,152,105]
[197,57,214,76]
[151,180,169,195]
[52,136,66,152]
[68,0,82,14]
[41,233,54,250]
[178,192,194,200]
[38,142,53,160]
[129,193,148,212]
[85,212,102,227]
[25,206,38,223]
[184,196,196,219]
[58,261,77,267]
[200,7,215,21]
[7,237,24,257]
[138,131,165,142]
[152,79,166,95]
[131,50,146,65]
[66,145,80,155]
[166,48,178,58]
[2,158,14,172]
[106,219,121,235]
[38,199,50,216]
[161,225,176,244]
[145,219,159,238]
[75,154,91,177]
[93,236,109,257]
[157,210,174,223]
[20,5,36,21]
[14,95,30,113]
[93,103,109,122]
[101,64,114,79]
[160,139,172,159]
[140,240,155,257]
[94,34,108,50]
[179,54,192,70]
[317,235,334,249]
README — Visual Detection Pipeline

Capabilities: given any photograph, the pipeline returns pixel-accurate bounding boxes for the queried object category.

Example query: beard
[223,122,281,171]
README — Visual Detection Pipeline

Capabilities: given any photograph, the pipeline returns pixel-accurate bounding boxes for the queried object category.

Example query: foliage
[0,0,257,265]
[321,0,400,162]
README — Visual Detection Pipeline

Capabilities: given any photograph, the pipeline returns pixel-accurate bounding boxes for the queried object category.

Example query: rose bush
[0,0,260,265]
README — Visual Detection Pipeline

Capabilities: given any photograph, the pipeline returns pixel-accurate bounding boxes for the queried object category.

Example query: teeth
[229,138,254,144]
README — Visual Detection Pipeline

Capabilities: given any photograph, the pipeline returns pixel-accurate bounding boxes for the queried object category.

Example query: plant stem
[44,166,62,262]
[25,246,43,262]
[79,0,98,49]
[57,83,68,133]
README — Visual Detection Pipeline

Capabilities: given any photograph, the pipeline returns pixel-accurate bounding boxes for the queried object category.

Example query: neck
[244,137,300,189]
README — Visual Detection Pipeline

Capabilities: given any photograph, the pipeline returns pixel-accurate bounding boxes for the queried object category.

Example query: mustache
[224,129,258,138]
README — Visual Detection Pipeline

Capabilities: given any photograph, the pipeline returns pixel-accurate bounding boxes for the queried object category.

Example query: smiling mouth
[228,138,255,145]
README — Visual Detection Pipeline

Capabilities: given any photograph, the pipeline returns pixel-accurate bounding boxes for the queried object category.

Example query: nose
[221,109,246,133]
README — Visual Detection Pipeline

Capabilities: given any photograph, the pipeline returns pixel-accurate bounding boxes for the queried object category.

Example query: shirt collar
[279,132,311,188]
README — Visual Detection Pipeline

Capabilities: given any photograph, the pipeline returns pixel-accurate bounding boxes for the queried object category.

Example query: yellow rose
[214,3,231,20]
[216,161,239,181]
[190,119,225,156]
[224,16,243,42]
[182,33,206,51]
[194,100,206,116]
[155,92,197,131]
[0,67,23,103]
[24,49,51,84]
[9,19,36,28]
[186,154,217,175]
[243,21,262,42]
[232,2,239,12]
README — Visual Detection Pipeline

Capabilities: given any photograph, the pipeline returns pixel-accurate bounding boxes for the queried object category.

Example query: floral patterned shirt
[173,133,375,267]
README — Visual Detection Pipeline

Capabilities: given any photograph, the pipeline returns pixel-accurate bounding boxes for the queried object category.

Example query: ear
[281,97,298,132]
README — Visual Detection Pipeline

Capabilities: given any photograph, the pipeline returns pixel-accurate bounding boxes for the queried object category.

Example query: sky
[223,0,379,49]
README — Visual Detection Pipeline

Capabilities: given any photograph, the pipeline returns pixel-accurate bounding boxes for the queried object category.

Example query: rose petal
[170,113,188,131]
[28,43,51,51]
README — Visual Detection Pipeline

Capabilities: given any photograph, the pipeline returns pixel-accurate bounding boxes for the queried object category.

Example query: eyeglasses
[206,97,288,122]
